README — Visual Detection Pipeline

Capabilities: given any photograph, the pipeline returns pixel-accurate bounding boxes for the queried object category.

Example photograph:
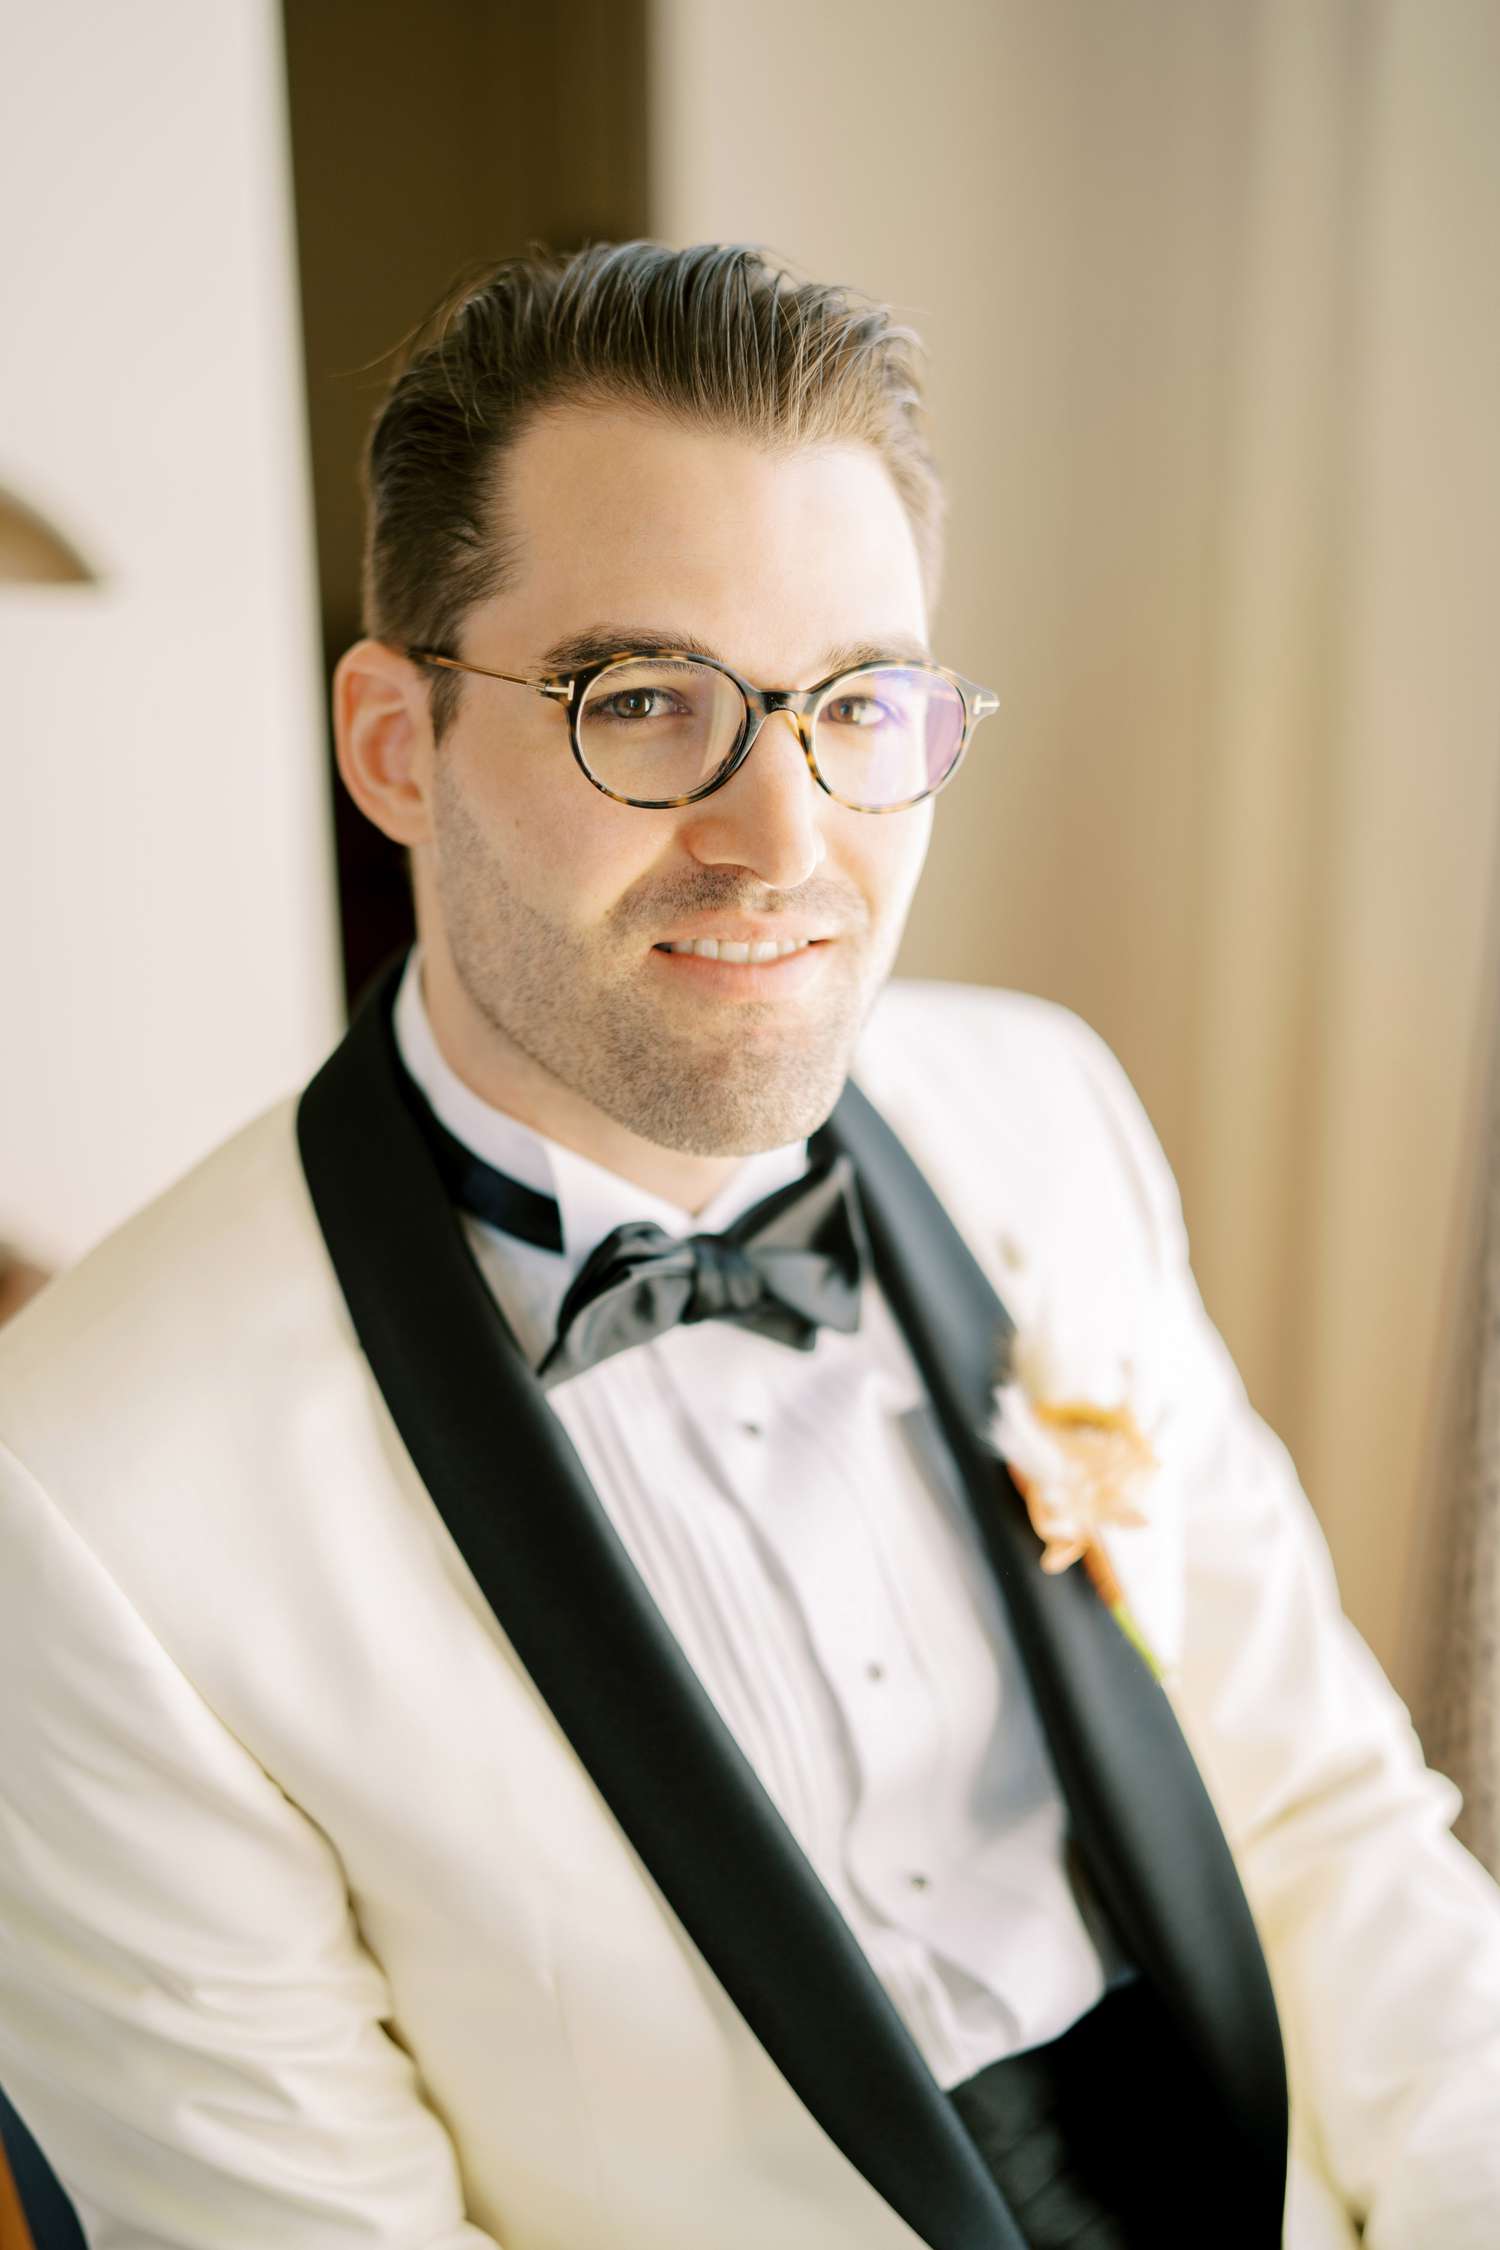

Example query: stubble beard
[430,768,884,1157]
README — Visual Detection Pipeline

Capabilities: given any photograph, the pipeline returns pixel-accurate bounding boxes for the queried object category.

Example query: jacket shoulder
[854,976,1188,1272]
[855,975,1089,1094]
[0,1096,342,1463]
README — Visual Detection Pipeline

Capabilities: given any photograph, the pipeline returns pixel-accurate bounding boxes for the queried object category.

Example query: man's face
[420,402,934,1158]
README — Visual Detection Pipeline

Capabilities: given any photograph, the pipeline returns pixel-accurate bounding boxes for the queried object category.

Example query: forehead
[488,402,928,673]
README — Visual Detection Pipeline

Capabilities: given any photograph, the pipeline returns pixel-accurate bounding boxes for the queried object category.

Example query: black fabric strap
[414,1100,564,1253]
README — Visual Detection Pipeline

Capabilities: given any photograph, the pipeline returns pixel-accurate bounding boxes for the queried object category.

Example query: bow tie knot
[684,1233,765,1322]
[533,1152,870,1388]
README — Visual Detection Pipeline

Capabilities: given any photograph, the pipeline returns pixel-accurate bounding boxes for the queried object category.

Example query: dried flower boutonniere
[986,1295,1167,1680]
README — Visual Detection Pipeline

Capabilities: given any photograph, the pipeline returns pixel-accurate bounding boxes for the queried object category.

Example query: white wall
[0,0,341,1269]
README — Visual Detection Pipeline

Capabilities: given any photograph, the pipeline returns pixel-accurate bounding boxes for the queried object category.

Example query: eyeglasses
[401,643,1000,813]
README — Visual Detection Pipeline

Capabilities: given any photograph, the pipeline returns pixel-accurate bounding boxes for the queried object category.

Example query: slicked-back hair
[360,240,947,741]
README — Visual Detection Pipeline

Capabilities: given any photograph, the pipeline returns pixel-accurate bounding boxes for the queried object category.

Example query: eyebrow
[535,624,933,681]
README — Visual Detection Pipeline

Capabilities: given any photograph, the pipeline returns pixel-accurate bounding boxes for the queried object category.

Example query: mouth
[648,936,835,997]
[653,934,824,963]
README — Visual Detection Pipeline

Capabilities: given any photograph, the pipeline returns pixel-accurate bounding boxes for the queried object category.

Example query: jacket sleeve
[0,1436,502,2249]
[1058,1008,1500,2250]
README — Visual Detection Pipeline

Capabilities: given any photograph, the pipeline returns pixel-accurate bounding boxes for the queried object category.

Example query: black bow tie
[537,1154,868,1387]
[412,1096,868,1388]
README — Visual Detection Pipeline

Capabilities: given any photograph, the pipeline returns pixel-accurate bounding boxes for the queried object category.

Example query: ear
[333,638,435,846]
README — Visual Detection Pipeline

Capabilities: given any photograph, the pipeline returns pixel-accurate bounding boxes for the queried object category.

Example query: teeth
[663,936,813,961]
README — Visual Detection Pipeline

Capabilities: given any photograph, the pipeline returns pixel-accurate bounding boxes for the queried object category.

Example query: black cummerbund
[947,1971,1251,2248]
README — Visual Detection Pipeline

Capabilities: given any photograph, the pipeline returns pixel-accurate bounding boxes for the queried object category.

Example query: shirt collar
[392,946,812,1280]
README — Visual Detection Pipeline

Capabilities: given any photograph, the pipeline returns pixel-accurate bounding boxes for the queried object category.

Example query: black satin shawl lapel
[296,959,1023,2250]
[813,1080,1290,2223]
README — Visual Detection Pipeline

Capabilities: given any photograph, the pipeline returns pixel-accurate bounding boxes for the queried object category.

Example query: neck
[416,942,743,1218]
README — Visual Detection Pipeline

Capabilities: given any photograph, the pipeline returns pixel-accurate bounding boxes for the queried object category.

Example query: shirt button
[907,1871,931,1891]
[865,1661,886,1681]
[739,1419,764,1438]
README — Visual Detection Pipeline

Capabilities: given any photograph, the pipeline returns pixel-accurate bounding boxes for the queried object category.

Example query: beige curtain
[653,0,1500,1693]
[1417,847,1500,1879]
[1148,0,1500,1691]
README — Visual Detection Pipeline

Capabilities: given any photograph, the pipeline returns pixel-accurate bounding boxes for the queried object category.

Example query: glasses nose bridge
[739,684,818,767]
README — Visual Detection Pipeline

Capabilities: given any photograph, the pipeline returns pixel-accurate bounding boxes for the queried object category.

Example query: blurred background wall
[0,0,343,1271]
[3,0,1498,1726]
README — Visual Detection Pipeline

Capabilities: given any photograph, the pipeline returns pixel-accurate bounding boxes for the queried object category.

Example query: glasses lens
[577,658,745,803]
[813,666,966,809]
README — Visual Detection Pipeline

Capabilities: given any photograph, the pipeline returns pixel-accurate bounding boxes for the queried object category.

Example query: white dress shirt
[394,950,1124,2088]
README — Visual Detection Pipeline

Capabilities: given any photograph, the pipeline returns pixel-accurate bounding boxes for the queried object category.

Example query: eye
[822,692,896,729]
[592,687,689,724]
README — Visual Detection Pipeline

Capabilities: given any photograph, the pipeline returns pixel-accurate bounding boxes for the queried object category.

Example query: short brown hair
[360,239,946,741]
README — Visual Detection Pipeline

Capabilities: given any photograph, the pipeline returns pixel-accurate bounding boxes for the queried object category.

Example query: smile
[655,936,815,962]
[648,937,834,996]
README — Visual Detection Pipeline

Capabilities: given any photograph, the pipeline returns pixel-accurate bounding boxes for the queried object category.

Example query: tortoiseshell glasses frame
[400,643,1001,814]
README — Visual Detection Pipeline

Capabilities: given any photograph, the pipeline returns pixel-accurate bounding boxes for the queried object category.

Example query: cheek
[844,802,933,923]
[459,725,559,844]
[457,733,642,915]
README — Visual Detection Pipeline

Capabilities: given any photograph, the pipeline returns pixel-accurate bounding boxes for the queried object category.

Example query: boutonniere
[985,1291,1167,1680]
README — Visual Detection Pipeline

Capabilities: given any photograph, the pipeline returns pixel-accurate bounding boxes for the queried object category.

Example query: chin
[622,1060,852,1159]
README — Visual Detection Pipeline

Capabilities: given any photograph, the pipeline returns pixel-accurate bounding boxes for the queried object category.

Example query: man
[1,240,1497,2250]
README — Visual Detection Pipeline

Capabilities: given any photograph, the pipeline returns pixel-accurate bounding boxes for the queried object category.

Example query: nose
[677,707,827,889]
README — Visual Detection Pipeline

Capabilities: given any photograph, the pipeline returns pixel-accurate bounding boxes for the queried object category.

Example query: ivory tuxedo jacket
[1,965,1499,2249]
